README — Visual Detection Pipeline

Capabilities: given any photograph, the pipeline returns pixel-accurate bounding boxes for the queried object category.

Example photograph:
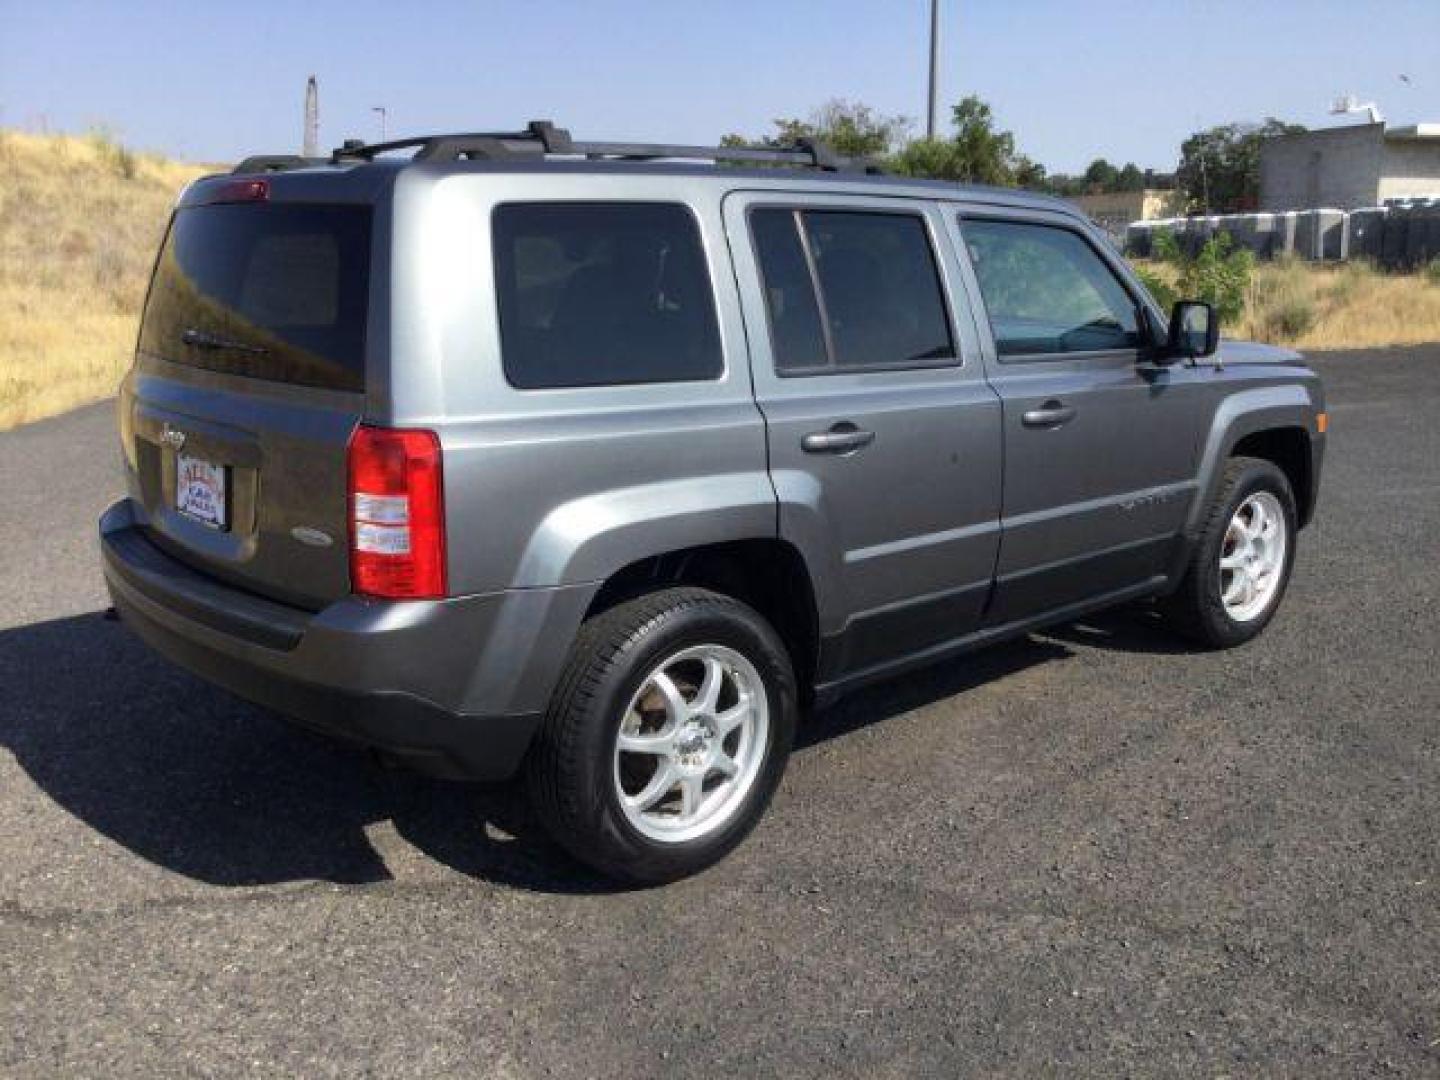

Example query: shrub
[1145,227,1253,325]
[1244,258,1318,343]
[1426,257,1440,286]
[1151,227,1182,264]
[1261,295,1317,340]
[1326,257,1378,303]
[1175,232,1253,325]
[86,126,137,180]
[1133,265,1177,311]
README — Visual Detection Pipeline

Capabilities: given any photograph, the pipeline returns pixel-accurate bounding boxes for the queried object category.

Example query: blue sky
[2,0,1437,173]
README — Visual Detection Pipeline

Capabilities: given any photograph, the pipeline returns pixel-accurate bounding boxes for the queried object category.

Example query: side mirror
[1166,300,1220,361]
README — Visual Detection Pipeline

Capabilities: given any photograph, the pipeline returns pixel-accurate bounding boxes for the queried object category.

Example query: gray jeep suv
[100,122,1326,882]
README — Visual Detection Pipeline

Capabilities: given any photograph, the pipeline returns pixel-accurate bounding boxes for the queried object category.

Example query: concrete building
[1070,188,1183,237]
[1260,122,1440,210]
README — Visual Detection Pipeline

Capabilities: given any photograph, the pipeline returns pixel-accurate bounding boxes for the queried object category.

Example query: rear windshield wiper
[181,327,268,355]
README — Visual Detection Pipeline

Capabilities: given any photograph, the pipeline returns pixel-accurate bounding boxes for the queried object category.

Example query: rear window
[139,203,372,391]
[492,202,722,389]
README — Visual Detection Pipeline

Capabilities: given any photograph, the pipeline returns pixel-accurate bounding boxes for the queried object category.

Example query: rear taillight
[346,426,447,599]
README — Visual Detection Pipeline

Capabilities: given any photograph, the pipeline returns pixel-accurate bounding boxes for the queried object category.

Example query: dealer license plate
[176,454,228,530]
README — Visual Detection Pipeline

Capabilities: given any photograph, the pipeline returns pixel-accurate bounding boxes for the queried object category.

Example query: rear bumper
[99,499,595,780]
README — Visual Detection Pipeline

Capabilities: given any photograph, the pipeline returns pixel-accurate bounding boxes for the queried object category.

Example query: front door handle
[1021,400,1078,428]
[801,423,875,454]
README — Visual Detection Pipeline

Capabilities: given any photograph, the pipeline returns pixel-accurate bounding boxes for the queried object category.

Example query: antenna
[1330,95,1383,124]
[303,76,319,156]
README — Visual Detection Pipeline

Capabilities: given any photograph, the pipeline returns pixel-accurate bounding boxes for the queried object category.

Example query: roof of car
[191,156,1082,219]
[207,122,1085,219]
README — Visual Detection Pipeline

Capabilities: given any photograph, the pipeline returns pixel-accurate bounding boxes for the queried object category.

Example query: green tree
[1176,119,1304,212]
[722,98,911,159]
[1117,162,1145,191]
[1013,155,1048,190]
[890,96,1034,186]
[1084,158,1120,190]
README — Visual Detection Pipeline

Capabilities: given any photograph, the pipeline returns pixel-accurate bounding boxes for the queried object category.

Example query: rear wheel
[1162,455,1298,648]
[526,588,796,884]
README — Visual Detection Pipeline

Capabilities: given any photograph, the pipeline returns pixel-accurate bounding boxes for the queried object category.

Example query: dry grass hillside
[0,130,211,428]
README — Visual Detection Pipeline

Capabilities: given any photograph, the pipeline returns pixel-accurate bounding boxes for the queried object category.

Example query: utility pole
[303,76,318,157]
[926,0,940,139]
[372,106,388,142]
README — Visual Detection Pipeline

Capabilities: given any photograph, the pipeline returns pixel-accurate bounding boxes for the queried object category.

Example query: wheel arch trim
[1186,384,1320,537]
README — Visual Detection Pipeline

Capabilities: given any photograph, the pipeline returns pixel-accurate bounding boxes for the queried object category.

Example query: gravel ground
[2,347,1437,1077]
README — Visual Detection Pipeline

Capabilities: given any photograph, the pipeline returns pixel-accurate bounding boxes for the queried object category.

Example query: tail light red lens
[203,177,270,204]
[346,426,447,599]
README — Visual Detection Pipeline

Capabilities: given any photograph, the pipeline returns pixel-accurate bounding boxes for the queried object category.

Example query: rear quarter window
[492,202,722,389]
[138,203,372,391]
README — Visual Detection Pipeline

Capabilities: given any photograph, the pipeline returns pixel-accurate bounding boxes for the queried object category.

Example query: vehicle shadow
[797,634,1072,751]
[0,609,611,895]
[0,606,1171,894]
[1039,603,1200,657]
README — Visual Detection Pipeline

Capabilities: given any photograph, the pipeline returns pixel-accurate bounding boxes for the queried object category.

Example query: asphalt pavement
[2,347,1438,1077]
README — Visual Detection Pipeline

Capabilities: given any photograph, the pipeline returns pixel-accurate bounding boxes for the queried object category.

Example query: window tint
[749,209,828,372]
[749,209,954,375]
[962,219,1141,358]
[804,212,954,370]
[138,204,371,391]
[493,203,722,389]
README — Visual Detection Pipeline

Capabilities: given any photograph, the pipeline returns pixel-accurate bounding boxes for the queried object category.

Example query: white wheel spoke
[1219,551,1246,570]
[617,730,672,755]
[715,700,750,737]
[625,763,678,812]
[650,671,687,726]
[679,776,704,817]
[711,752,739,779]
[1221,570,1248,605]
[1245,504,1266,539]
[695,655,725,715]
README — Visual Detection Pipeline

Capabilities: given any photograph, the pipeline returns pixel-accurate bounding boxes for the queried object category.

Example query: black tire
[526,587,797,885]
[1161,455,1298,648]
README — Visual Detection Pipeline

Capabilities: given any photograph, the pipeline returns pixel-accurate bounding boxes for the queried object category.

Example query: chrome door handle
[1021,401,1077,428]
[801,425,875,454]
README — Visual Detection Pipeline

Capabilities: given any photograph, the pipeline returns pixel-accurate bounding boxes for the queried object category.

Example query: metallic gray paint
[105,158,1326,779]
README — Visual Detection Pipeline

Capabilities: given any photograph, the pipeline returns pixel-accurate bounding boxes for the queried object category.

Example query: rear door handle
[1021,401,1077,428]
[801,424,875,454]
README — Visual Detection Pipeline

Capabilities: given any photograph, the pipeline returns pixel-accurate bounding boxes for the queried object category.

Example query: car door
[723,191,1002,680]
[949,208,1205,626]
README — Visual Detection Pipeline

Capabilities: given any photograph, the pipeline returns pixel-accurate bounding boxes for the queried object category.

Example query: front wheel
[1161,455,1298,648]
[526,588,796,884]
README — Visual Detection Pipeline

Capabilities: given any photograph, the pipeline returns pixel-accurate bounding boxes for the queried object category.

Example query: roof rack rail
[232,154,325,175]
[326,119,881,173]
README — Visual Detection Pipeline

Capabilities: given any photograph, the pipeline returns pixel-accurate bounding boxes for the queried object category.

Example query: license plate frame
[175,453,229,530]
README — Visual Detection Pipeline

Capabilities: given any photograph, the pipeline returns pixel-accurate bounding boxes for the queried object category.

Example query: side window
[961,219,1142,359]
[492,202,722,389]
[750,208,955,375]
[750,209,829,372]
